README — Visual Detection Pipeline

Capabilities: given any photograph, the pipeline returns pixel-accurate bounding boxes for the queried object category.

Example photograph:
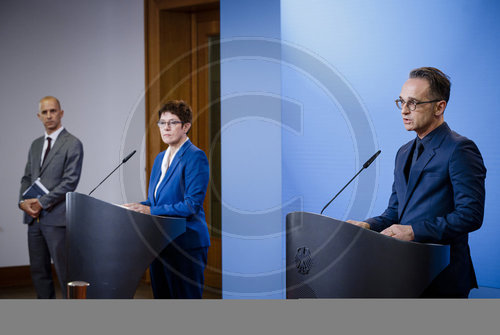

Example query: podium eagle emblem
[295,246,312,275]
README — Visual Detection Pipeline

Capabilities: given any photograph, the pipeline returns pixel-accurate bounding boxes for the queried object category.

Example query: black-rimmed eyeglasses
[395,98,441,111]
[157,120,183,128]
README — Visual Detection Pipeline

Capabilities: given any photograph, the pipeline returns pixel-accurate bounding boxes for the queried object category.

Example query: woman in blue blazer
[126,100,210,298]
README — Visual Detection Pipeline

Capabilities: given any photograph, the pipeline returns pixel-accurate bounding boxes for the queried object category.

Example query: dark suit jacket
[366,123,486,297]
[142,140,210,250]
[20,128,84,226]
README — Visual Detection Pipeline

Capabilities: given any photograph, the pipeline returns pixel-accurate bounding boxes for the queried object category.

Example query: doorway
[145,0,221,297]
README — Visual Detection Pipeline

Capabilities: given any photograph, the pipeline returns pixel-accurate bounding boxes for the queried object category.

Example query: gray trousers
[27,223,67,299]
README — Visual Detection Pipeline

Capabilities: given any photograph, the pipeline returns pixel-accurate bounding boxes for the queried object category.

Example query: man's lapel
[40,129,68,175]
[400,148,436,218]
[398,124,450,220]
[32,137,44,179]
[395,141,412,213]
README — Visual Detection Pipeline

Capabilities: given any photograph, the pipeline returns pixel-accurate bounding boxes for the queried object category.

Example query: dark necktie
[411,140,424,169]
[42,137,52,166]
[405,140,424,183]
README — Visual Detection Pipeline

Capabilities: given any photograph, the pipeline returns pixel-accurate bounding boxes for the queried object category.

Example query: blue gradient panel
[281,0,500,289]
[221,0,284,298]
[221,0,500,297]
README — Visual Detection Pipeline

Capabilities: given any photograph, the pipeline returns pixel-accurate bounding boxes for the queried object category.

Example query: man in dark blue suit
[348,67,486,298]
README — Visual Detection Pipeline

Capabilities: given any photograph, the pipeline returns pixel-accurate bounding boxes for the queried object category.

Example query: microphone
[320,150,381,215]
[89,150,136,196]
[122,150,136,163]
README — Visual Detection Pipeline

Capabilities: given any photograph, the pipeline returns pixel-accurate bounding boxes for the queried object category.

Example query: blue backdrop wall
[221,0,500,298]
[220,0,284,298]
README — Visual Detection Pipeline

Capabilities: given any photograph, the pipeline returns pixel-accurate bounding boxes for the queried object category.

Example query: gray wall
[0,0,145,267]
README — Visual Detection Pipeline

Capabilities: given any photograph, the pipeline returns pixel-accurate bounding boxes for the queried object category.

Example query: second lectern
[66,192,186,298]
[286,212,450,298]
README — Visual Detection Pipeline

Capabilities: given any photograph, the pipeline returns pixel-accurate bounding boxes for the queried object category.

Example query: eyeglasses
[395,98,441,111]
[157,120,183,128]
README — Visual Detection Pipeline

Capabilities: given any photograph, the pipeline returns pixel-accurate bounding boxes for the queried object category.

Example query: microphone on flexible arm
[88,150,137,196]
[320,150,381,215]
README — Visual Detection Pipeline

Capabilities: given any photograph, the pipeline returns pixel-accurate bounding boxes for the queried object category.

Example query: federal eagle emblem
[295,247,312,275]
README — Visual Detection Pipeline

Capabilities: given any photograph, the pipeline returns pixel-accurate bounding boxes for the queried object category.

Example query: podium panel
[286,212,449,298]
[66,192,186,298]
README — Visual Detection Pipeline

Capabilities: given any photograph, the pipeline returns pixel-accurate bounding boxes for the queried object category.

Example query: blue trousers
[150,244,208,299]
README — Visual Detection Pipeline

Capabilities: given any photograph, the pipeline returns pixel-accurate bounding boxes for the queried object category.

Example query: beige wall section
[0,0,145,267]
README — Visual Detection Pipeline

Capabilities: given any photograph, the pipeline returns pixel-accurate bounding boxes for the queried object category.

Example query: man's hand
[123,203,151,215]
[380,224,414,241]
[31,199,43,212]
[346,220,371,230]
[19,199,42,218]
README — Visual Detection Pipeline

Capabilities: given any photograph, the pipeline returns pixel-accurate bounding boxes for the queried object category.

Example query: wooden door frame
[144,0,221,295]
[145,0,219,174]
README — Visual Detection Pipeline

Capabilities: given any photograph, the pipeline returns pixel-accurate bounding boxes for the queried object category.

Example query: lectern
[66,192,186,298]
[286,212,450,298]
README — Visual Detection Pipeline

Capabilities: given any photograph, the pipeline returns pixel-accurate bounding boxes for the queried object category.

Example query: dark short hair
[409,67,451,103]
[158,100,193,124]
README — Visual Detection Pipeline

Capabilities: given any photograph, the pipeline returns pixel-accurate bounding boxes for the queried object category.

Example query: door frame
[144,0,221,296]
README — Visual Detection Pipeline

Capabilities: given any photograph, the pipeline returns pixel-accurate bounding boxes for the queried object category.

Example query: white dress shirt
[40,126,65,166]
[154,137,189,199]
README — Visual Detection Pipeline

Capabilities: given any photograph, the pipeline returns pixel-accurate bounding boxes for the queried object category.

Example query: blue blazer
[366,123,486,296]
[142,140,210,250]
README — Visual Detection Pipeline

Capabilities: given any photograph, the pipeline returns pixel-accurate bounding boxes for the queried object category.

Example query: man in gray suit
[19,96,84,299]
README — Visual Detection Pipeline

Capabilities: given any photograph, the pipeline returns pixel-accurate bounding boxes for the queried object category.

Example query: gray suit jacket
[20,128,84,226]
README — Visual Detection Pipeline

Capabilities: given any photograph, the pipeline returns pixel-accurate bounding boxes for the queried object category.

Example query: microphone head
[320,149,380,215]
[362,150,381,169]
[122,150,137,163]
